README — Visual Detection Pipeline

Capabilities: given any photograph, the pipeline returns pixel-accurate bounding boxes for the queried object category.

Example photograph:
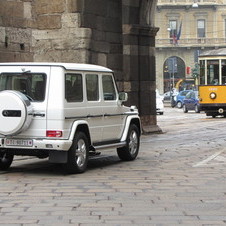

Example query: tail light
[46,130,63,137]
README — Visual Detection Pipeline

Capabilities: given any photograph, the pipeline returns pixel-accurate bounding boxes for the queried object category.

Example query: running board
[93,141,126,151]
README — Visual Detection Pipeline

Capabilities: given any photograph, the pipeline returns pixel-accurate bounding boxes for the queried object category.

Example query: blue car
[183,90,200,113]
[176,90,190,108]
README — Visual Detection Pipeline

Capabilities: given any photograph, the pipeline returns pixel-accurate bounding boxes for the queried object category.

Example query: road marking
[193,150,225,167]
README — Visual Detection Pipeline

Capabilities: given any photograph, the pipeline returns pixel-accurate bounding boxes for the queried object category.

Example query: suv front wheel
[117,124,140,161]
[65,132,89,174]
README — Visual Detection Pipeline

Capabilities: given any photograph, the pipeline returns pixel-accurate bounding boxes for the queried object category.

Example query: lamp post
[168,57,177,89]
[192,1,199,8]
[168,57,178,107]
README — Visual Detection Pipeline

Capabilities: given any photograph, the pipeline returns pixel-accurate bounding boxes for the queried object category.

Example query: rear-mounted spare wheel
[0,90,33,135]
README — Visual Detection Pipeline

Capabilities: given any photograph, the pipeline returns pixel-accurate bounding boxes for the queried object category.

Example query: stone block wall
[0,0,159,132]
[78,0,123,82]
[0,0,92,62]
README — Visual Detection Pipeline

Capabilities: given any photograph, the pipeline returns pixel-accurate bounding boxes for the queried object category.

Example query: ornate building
[0,0,159,133]
[155,0,226,94]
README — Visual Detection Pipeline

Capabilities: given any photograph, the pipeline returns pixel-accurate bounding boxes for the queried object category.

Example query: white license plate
[6,139,33,147]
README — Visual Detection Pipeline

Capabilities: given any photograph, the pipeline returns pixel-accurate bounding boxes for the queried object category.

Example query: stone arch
[140,0,157,26]
[163,56,186,92]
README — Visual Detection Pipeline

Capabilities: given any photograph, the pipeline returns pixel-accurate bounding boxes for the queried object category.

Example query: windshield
[0,73,46,101]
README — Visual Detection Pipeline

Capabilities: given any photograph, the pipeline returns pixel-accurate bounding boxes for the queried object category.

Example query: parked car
[156,91,164,115]
[183,90,200,113]
[176,90,190,108]
[163,91,171,101]
[0,62,141,173]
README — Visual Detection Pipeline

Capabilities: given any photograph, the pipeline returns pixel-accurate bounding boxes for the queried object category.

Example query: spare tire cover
[0,90,33,136]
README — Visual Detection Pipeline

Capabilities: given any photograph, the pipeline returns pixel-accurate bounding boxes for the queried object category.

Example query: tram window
[222,64,226,84]
[200,60,205,85]
[207,61,219,85]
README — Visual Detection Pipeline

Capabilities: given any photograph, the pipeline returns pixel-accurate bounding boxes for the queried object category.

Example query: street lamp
[192,0,199,8]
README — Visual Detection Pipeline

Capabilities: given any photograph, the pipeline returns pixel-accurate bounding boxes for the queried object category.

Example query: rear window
[0,73,46,102]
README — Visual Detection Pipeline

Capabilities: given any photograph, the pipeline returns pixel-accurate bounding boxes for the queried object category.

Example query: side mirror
[119,92,128,102]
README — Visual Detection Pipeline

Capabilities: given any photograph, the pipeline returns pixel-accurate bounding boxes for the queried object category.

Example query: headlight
[210,92,217,99]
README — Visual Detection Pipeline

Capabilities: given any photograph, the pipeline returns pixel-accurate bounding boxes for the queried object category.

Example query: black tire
[117,124,140,161]
[65,132,89,174]
[0,151,14,170]
[195,105,200,113]
[177,101,182,108]
[183,105,188,113]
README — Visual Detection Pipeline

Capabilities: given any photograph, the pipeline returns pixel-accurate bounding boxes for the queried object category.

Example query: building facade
[155,0,226,94]
[0,0,159,133]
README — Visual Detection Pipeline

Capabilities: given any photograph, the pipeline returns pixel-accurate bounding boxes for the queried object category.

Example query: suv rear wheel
[65,132,89,173]
[117,124,140,161]
[0,151,14,170]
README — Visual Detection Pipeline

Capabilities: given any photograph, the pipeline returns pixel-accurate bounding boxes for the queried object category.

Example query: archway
[163,56,185,92]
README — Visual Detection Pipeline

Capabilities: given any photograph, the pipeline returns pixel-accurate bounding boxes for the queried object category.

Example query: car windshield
[180,90,189,96]
[194,91,198,98]
[0,73,46,102]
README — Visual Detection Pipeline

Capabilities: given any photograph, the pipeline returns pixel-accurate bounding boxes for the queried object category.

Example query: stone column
[123,24,159,133]
[122,0,160,133]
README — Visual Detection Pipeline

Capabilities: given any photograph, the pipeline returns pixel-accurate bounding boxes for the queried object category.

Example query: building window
[225,19,226,40]
[169,20,177,38]
[197,19,205,38]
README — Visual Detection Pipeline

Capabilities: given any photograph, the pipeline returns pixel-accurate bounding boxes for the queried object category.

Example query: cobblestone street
[1,106,226,225]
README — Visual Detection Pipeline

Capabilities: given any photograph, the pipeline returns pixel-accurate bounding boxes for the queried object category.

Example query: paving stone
[0,108,226,224]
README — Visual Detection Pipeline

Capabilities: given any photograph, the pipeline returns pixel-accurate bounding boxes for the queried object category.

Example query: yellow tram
[199,48,226,117]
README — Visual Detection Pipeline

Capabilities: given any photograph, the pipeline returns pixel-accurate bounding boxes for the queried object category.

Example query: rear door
[190,92,197,109]
[184,92,192,110]
[0,65,50,138]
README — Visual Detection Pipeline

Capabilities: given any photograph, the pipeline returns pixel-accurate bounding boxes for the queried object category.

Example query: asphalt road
[0,106,226,225]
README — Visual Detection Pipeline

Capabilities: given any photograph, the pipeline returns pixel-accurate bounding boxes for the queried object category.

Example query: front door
[101,74,125,142]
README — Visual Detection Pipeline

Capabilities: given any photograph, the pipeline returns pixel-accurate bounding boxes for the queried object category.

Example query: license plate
[6,139,33,147]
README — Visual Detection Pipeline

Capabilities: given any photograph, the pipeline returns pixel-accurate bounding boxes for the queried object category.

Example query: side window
[65,73,83,102]
[186,92,191,99]
[86,74,99,101]
[102,74,116,101]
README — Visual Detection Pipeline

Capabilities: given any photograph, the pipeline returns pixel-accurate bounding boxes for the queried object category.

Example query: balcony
[158,0,222,4]
[156,38,226,48]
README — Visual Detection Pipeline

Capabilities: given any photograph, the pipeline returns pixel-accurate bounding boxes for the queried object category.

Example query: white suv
[0,63,141,173]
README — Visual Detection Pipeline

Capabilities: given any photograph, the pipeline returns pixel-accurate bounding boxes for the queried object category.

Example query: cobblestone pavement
[1,107,226,225]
